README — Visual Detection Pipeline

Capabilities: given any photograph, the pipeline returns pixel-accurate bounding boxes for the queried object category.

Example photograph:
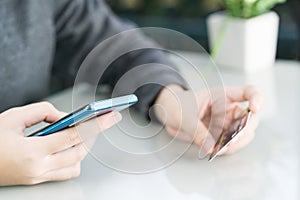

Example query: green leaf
[222,0,286,18]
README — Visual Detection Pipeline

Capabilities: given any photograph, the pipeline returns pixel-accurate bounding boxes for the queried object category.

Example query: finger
[224,130,255,155]
[193,122,216,154]
[166,121,216,154]
[223,104,247,130]
[223,114,259,155]
[39,163,81,183]
[165,126,194,142]
[45,143,88,171]
[6,102,64,129]
[96,111,122,132]
[225,86,264,113]
[37,111,122,154]
[75,110,122,147]
[166,124,215,158]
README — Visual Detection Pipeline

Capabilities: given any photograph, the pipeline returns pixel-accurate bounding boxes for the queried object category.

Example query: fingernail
[113,112,122,122]
[234,109,242,119]
[203,136,216,153]
[251,101,260,113]
[198,149,207,159]
[60,111,68,117]
[198,135,215,158]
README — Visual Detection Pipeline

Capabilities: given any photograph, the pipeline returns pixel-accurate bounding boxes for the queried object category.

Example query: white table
[1,52,299,200]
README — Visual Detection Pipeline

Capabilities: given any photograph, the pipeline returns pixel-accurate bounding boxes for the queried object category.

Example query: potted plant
[207,0,286,73]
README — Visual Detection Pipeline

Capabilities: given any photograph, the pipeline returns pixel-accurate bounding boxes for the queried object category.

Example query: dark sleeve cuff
[133,71,188,123]
[107,49,189,122]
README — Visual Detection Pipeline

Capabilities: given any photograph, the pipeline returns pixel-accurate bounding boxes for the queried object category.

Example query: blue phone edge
[27,94,138,137]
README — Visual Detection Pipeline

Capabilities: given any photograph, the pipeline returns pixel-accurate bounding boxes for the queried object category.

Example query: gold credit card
[208,108,251,162]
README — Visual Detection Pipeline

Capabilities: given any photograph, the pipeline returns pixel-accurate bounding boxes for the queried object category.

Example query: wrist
[153,84,185,124]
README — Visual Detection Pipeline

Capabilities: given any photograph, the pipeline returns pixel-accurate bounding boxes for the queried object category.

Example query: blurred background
[105,0,300,60]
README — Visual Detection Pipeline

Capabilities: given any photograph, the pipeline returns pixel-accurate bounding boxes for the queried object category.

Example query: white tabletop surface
[1,51,300,200]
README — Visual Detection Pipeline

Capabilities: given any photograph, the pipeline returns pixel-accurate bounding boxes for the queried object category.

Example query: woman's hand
[0,102,122,186]
[154,85,263,156]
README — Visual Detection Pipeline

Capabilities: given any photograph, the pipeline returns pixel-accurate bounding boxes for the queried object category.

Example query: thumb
[193,122,216,156]
[12,102,64,129]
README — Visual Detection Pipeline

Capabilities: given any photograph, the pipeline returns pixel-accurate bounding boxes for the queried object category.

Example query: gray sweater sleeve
[51,0,187,120]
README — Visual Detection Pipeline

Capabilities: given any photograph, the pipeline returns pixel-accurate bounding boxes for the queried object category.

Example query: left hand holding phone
[0,102,122,186]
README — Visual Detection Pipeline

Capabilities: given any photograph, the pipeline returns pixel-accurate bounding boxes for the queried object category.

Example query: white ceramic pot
[207,11,279,73]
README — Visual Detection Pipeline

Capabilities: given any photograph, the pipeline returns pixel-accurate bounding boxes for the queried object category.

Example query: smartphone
[28,94,138,137]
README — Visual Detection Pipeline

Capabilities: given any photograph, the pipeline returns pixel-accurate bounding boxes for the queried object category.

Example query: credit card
[209,108,251,161]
